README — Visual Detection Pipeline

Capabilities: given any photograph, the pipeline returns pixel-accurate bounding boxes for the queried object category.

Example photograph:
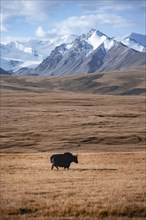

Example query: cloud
[0,0,59,32]
[1,0,144,39]
[46,13,134,38]
[35,26,46,38]
[20,1,51,21]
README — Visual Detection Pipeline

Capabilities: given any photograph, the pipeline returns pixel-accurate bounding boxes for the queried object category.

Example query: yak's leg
[52,164,59,170]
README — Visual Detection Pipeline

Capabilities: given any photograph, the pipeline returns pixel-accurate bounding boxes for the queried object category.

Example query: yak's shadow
[71,168,117,172]
[52,168,117,172]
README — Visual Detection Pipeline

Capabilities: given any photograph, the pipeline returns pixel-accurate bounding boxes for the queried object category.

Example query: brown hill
[1,66,145,95]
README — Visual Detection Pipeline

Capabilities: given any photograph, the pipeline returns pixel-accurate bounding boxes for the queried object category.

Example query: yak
[50,152,78,170]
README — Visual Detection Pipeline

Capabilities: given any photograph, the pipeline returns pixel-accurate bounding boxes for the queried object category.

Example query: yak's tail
[50,155,54,163]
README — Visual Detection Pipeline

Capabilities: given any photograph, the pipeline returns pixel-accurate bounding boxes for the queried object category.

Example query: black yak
[50,152,78,170]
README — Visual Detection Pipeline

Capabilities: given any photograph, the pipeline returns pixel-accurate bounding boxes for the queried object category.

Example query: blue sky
[0,0,145,43]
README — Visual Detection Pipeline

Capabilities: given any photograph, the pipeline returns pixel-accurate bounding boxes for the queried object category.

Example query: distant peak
[86,29,106,39]
[8,41,17,47]
[95,30,105,37]
[130,32,143,36]
[86,28,104,38]
[88,28,96,34]
[124,32,146,47]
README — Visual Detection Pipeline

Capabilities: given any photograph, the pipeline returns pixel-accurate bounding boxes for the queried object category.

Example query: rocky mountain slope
[1,29,146,75]
[34,30,145,76]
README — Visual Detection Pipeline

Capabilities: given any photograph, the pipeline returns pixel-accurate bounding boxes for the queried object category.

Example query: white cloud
[35,26,46,38]
[0,0,59,32]
[0,0,143,38]
[21,1,48,21]
[46,13,133,38]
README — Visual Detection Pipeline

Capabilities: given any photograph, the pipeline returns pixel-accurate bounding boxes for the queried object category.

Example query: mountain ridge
[33,30,145,76]
[1,29,146,75]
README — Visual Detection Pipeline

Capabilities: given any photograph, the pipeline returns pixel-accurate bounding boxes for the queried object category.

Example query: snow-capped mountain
[35,29,116,75]
[1,29,145,75]
[0,41,41,72]
[87,29,114,51]
[0,34,77,72]
[122,33,146,52]
[34,29,145,76]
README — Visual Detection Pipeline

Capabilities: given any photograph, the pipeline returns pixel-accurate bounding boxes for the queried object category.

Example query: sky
[0,0,146,43]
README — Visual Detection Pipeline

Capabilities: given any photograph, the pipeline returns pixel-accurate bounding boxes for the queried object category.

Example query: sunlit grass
[0,152,145,219]
[0,92,145,219]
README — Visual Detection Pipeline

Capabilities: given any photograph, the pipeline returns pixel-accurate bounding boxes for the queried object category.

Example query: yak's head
[73,155,78,164]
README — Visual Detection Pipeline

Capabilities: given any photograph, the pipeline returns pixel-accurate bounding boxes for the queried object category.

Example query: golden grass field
[0,152,145,220]
[0,91,146,219]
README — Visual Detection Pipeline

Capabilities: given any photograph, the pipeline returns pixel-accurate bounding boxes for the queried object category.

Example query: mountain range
[0,34,77,72]
[0,29,146,75]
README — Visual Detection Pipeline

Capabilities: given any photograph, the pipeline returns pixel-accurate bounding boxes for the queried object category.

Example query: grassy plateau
[0,90,146,219]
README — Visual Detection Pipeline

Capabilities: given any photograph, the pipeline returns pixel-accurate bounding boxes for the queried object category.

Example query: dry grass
[0,92,145,219]
[0,92,145,153]
[0,152,146,220]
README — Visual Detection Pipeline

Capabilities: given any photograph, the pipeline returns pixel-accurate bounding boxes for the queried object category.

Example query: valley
[0,69,145,219]
[1,88,145,153]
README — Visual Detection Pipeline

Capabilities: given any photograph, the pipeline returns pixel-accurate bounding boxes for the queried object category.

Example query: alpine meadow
[0,79,146,219]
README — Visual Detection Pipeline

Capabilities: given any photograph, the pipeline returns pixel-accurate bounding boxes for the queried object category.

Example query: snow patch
[122,38,144,52]
[66,43,73,50]
[87,31,107,50]
[104,39,115,51]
